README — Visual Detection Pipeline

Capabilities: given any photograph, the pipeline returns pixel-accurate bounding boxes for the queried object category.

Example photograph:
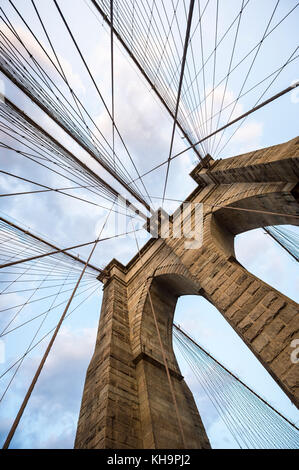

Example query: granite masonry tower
[75,137,299,449]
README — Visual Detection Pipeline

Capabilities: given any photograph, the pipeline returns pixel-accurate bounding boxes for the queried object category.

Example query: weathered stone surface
[75,137,299,449]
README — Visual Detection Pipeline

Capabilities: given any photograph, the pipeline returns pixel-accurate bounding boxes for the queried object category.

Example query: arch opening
[173,294,299,449]
[234,225,299,301]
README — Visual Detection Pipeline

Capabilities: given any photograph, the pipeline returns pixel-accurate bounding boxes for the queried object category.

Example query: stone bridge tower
[75,137,299,449]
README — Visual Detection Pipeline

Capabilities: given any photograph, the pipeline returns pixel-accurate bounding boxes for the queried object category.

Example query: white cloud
[235,228,299,302]
[231,121,263,144]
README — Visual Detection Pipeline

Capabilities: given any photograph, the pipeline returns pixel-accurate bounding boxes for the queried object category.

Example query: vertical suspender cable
[110,0,115,171]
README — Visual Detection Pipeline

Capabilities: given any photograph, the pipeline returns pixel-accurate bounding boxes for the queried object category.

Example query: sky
[0,0,298,449]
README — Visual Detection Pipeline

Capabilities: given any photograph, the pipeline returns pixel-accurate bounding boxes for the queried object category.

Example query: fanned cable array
[0,0,151,210]
[0,99,147,220]
[0,215,103,406]
[93,0,298,161]
[173,323,299,449]
[0,0,298,200]
[264,225,299,262]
